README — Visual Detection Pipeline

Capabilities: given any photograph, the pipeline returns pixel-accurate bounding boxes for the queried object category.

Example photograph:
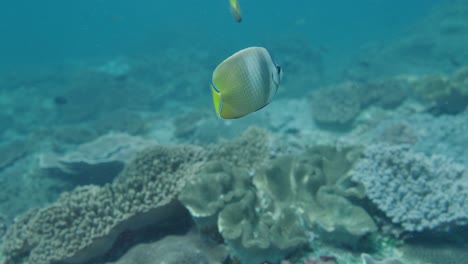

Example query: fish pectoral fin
[211,84,223,118]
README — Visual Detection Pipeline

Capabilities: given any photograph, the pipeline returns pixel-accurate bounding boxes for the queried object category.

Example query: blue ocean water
[0,0,467,264]
[0,0,440,70]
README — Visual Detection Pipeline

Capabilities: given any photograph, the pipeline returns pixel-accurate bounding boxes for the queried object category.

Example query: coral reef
[218,191,307,264]
[409,112,468,164]
[253,146,375,248]
[180,158,307,264]
[179,161,251,229]
[2,127,270,264]
[2,3,468,262]
[2,144,204,264]
[308,189,376,246]
[181,144,376,263]
[350,144,468,232]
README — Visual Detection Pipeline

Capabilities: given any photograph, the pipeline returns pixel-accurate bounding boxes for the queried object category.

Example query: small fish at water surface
[229,0,242,22]
[210,46,282,119]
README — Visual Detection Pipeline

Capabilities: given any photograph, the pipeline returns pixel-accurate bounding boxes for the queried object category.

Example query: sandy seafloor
[1,1,468,264]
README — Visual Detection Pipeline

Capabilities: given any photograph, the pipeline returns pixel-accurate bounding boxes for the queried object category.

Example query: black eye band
[276,65,282,74]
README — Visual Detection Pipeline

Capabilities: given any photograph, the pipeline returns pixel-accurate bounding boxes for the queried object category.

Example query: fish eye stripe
[211,82,221,93]
[271,72,280,88]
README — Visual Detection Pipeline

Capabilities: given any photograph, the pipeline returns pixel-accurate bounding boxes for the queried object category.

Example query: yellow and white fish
[210,47,282,119]
[229,0,242,23]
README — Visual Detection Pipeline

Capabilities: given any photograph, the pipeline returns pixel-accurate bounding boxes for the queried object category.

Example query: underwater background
[0,0,467,263]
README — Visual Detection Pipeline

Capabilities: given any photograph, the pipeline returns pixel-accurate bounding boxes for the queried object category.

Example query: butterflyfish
[210,47,282,119]
[229,0,242,22]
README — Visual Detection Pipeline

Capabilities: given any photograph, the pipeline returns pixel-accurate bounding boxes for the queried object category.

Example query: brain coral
[350,144,468,232]
[2,144,204,264]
